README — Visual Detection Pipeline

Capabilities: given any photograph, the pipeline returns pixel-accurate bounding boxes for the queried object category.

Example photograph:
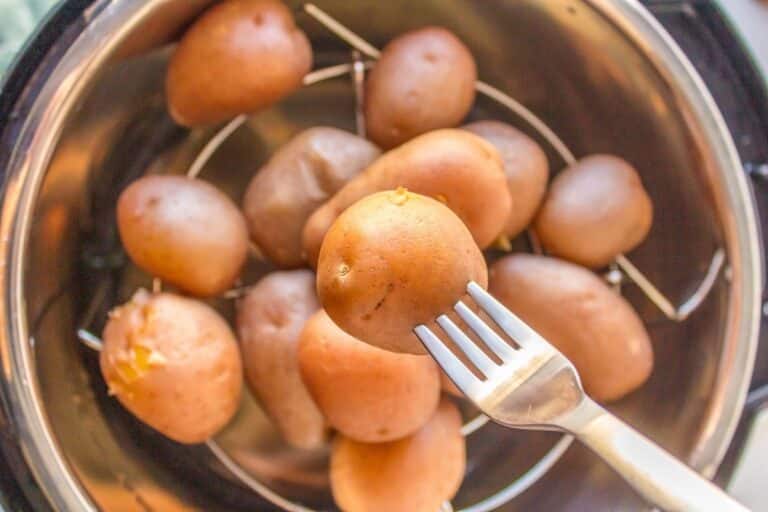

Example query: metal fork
[415,282,749,512]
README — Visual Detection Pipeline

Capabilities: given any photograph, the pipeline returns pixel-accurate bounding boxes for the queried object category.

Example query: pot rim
[0,1,762,511]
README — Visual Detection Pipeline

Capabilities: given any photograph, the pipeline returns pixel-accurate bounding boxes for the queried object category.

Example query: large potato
[317,189,488,354]
[463,120,549,238]
[117,175,248,297]
[298,310,440,443]
[365,27,477,148]
[330,398,465,512]
[236,270,326,449]
[101,290,243,444]
[243,127,380,267]
[166,0,312,126]
[489,254,653,402]
[534,154,653,268]
[303,129,509,265]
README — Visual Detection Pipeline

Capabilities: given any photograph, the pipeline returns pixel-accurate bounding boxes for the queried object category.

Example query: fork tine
[436,314,497,378]
[453,301,518,361]
[414,325,482,396]
[467,282,544,349]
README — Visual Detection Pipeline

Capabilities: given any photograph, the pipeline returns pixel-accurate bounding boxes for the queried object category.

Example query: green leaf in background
[0,0,58,74]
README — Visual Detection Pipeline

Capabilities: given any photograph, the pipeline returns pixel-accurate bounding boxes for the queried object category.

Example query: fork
[415,282,749,512]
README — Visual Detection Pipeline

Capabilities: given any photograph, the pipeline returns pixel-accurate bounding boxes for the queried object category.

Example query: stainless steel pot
[0,0,762,510]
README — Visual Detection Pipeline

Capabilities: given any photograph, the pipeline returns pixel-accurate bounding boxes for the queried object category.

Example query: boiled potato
[330,398,465,512]
[365,27,476,148]
[117,175,248,297]
[534,154,653,268]
[237,270,326,449]
[463,120,549,238]
[298,309,440,443]
[303,129,509,266]
[243,127,381,267]
[317,189,488,354]
[101,290,243,444]
[166,0,312,126]
[489,254,653,402]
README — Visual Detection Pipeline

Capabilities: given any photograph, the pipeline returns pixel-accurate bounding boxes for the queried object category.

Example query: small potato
[237,270,326,449]
[489,254,653,402]
[117,175,248,297]
[166,0,312,126]
[303,129,510,265]
[298,310,440,443]
[463,120,549,238]
[100,290,243,444]
[317,189,488,354]
[243,127,381,267]
[330,398,465,512]
[365,27,477,148]
[534,154,653,268]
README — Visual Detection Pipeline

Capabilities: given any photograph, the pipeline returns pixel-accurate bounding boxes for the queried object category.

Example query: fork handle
[568,398,749,512]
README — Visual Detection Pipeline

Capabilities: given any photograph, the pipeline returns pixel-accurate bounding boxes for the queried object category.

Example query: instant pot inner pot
[22,1,739,510]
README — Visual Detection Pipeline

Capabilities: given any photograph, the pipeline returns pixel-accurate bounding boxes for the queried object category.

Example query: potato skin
[237,270,326,449]
[365,27,477,149]
[489,254,653,402]
[117,175,248,297]
[100,290,243,444]
[243,127,381,267]
[166,0,312,126]
[534,154,653,268]
[330,398,465,512]
[317,189,488,354]
[298,310,440,443]
[463,120,549,238]
[303,129,510,266]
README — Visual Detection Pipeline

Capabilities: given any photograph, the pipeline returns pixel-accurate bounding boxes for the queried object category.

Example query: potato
[365,27,477,148]
[489,254,653,402]
[166,0,312,126]
[100,290,243,444]
[463,120,549,238]
[330,398,465,512]
[117,175,248,297]
[317,189,488,354]
[237,270,326,449]
[303,129,509,265]
[534,154,653,268]
[298,310,440,443]
[243,127,381,267]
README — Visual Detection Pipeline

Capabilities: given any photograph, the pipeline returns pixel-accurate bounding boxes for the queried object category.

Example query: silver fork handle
[567,398,749,512]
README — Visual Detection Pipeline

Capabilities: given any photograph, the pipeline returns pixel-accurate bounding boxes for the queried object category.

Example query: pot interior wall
[23,0,735,510]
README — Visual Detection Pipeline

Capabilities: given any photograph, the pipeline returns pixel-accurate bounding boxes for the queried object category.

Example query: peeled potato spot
[100,290,243,444]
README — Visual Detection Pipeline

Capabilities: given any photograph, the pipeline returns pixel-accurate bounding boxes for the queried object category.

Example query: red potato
[101,290,243,444]
[489,254,653,402]
[463,120,549,239]
[534,155,653,268]
[298,310,440,443]
[365,27,477,149]
[242,127,381,267]
[330,398,465,512]
[317,189,488,354]
[303,129,510,266]
[117,175,248,297]
[237,270,326,449]
[166,0,312,126]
